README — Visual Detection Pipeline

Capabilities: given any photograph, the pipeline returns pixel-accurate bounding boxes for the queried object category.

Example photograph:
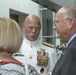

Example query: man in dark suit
[52,5,76,75]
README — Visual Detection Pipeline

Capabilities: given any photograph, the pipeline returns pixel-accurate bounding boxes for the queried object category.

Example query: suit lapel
[52,52,64,73]
[52,37,76,74]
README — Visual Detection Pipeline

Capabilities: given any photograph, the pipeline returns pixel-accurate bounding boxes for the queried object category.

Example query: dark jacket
[52,37,76,75]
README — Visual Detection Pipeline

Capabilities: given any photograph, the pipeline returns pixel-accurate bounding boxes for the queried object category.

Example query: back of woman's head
[0,18,23,54]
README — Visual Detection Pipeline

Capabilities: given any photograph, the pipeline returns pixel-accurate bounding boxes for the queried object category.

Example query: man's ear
[22,23,25,29]
[68,18,74,29]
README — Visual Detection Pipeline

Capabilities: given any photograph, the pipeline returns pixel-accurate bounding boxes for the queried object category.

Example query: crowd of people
[0,4,76,75]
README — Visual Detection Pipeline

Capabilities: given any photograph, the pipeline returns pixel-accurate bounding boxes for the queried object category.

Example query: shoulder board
[13,52,24,56]
[42,42,55,48]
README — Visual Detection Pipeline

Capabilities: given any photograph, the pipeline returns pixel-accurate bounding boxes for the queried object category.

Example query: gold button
[29,56,32,59]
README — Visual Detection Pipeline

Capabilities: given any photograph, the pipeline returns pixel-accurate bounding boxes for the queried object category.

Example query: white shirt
[20,38,57,75]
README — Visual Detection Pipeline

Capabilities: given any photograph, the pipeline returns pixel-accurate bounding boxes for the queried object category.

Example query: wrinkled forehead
[27,22,41,29]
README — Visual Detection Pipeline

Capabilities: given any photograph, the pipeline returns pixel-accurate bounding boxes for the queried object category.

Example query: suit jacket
[52,37,76,75]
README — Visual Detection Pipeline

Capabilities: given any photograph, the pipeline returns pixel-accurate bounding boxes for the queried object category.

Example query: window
[39,6,60,46]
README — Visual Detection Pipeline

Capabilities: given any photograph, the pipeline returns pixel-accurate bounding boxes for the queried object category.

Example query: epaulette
[42,42,55,48]
[13,52,24,56]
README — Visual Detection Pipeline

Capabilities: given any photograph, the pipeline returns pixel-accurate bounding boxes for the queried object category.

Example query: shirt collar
[24,37,40,46]
[66,33,76,47]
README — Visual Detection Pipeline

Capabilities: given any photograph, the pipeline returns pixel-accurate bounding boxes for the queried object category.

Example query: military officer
[20,14,58,75]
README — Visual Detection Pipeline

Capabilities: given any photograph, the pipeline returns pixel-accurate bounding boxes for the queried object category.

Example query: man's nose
[32,28,36,33]
[52,25,56,30]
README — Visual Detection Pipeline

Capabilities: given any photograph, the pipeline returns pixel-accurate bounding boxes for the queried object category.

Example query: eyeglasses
[53,18,70,25]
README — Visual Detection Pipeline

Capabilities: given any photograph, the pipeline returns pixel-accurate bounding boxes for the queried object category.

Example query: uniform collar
[24,38,40,46]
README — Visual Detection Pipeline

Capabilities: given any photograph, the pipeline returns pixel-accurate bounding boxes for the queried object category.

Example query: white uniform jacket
[20,38,57,75]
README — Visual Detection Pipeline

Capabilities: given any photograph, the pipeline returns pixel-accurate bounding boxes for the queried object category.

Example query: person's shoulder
[13,52,25,63]
[13,52,24,56]
[42,42,55,48]
[41,42,56,53]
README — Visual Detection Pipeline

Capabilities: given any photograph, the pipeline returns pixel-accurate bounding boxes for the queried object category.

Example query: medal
[40,68,44,74]
[29,56,32,59]
[37,48,49,67]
